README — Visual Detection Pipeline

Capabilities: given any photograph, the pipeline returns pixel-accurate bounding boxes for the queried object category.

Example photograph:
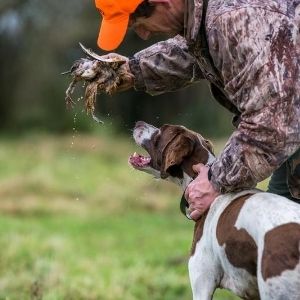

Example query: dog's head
[129,121,215,188]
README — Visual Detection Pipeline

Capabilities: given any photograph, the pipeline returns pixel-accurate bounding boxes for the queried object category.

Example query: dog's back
[190,191,300,300]
[130,122,300,299]
[235,193,300,300]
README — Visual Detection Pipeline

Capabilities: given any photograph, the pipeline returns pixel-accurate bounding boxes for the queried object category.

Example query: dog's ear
[160,134,195,179]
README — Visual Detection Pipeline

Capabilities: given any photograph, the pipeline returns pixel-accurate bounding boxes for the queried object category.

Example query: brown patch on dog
[190,210,209,256]
[261,222,300,281]
[216,194,257,276]
[180,139,211,178]
[158,125,213,179]
[138,124,214,179]
[161,133,199,178]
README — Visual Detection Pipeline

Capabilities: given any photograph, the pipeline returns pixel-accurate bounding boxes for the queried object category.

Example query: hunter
[94,0,300,220]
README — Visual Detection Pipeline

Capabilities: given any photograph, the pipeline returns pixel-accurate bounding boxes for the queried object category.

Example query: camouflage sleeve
[209,7,300,193]
[128,35,204,95]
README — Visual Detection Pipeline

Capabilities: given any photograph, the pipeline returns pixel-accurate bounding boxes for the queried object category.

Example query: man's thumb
[192,163,205,173]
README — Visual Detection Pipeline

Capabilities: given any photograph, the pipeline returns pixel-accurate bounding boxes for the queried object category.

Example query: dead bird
[63,43,130,122]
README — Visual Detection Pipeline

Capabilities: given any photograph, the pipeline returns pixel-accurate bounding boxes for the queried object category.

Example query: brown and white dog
[129,121,300,300]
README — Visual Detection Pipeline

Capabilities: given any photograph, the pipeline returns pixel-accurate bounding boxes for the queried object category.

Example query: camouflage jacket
[129,0,300,197]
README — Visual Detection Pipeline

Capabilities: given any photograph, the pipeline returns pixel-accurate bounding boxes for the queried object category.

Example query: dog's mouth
[129,152,151,169]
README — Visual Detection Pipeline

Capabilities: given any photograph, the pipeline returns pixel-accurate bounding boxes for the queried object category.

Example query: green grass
[0,131,266,299]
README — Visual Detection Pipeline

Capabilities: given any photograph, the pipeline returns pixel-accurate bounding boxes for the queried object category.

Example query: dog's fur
[129,121,300,300]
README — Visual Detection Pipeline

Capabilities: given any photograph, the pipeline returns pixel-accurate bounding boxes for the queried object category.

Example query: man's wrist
[207,166,226,194]
[128,57,146,92]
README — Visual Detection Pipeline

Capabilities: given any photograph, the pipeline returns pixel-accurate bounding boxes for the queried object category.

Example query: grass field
[0,130,267,299]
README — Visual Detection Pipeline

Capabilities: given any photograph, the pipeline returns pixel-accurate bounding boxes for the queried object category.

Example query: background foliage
[0,131,246,299]
[0,0,233,137]
[0,1,256,299]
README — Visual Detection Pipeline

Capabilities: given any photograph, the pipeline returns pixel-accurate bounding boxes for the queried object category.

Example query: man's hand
[184,164,220,221]
[99,53,134,92]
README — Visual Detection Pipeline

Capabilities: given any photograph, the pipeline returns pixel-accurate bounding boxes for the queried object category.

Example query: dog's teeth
[133,152,138,157]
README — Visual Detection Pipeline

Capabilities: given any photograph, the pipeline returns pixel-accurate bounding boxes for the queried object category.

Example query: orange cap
[95,0,144,51]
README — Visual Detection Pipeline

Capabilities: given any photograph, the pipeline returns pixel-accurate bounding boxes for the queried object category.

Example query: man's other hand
[100,53,134,92]
[184,164,220,221]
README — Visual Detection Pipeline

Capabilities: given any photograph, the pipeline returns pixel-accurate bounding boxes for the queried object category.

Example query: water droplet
[92,113,104,124]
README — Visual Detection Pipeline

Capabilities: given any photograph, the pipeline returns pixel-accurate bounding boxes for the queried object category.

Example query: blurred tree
[0,0,234,138]
[0,0,25,13]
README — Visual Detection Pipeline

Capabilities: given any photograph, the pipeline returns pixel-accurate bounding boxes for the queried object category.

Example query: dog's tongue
[129,152,151,168]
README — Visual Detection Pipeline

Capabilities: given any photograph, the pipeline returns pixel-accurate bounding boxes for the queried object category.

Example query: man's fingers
[101,52,125,60]
[192,163,205,173]
[189,209,202,221]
